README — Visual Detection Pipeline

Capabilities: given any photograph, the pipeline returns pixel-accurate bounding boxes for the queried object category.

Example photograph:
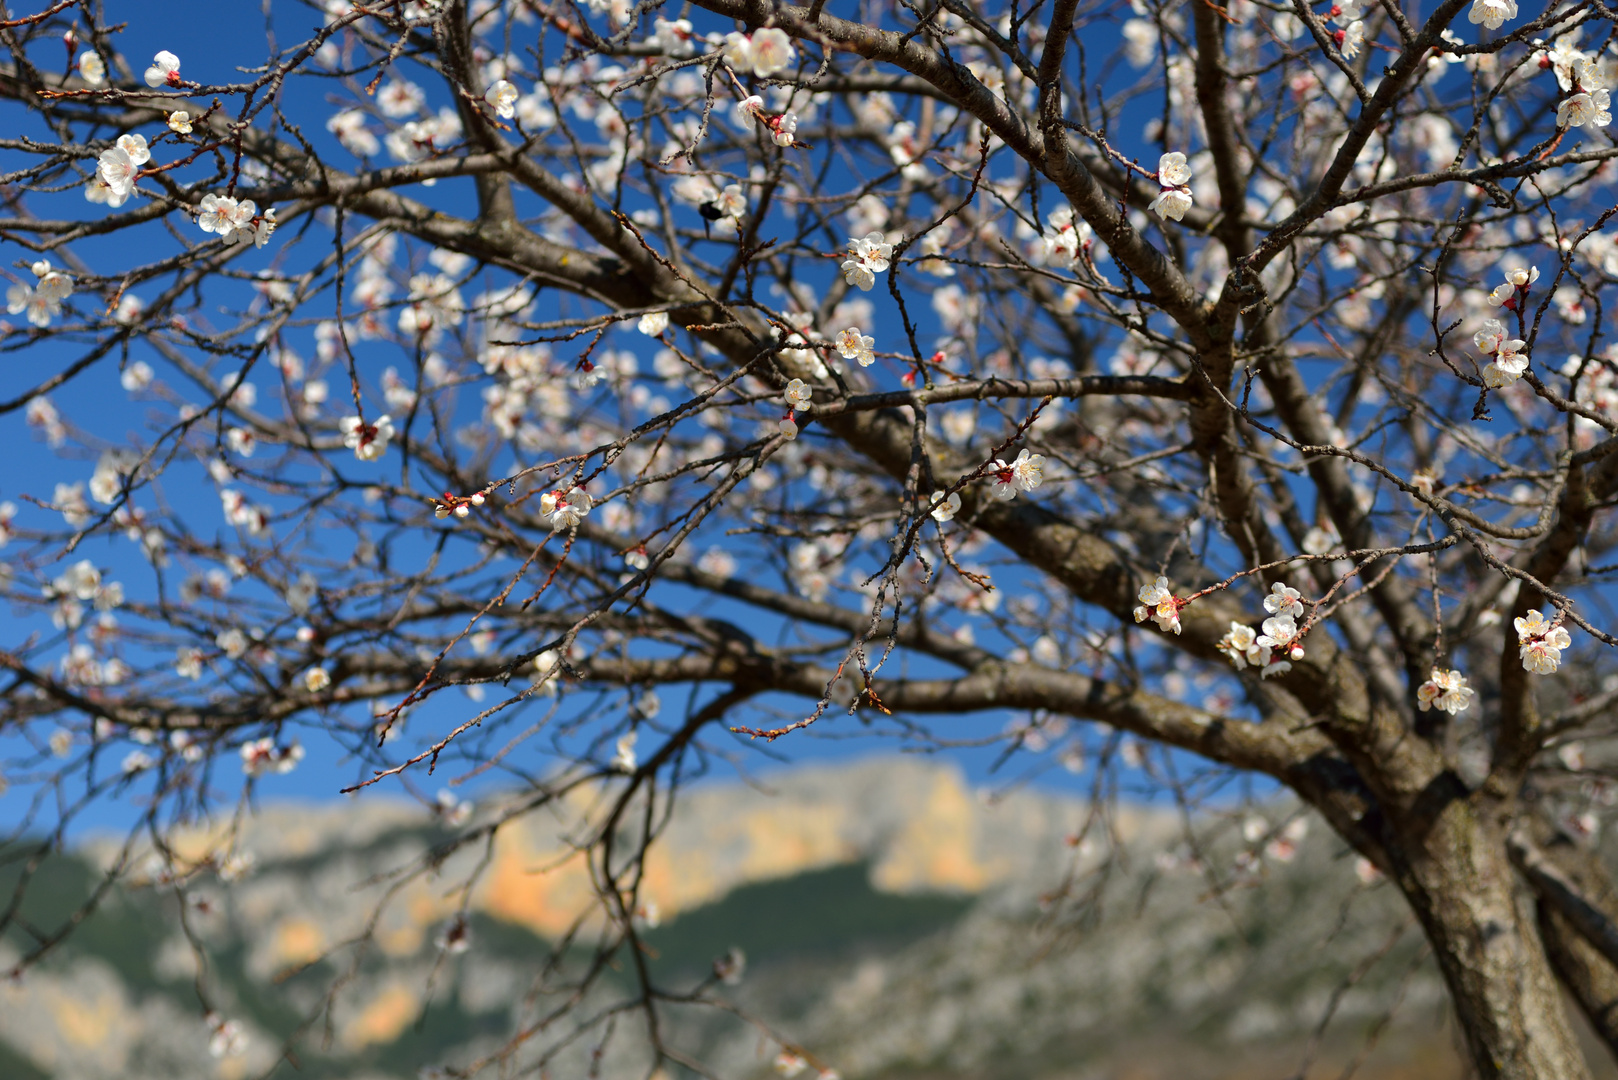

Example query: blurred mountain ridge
[0,755,1549,1079]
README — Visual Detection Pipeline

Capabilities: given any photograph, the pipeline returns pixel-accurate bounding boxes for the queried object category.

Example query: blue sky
[0,0,1278,840]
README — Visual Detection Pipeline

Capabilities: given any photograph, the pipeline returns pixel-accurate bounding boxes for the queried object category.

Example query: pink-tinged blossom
[769,112,799,146]
[143,50,180,88]
[197,193,254,239]
[541,488,592,531]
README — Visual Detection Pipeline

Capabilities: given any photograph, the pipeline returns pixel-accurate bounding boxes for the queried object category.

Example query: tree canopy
[6,0,1618,1075]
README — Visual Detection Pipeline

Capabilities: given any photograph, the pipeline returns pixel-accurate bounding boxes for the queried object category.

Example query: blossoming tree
[4,0,1618,1075]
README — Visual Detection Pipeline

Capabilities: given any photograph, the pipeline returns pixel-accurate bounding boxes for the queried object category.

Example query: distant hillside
[0,757,1609,1079]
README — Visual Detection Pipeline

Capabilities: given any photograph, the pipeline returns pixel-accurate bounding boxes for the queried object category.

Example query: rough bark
[1393,795,1592,1079]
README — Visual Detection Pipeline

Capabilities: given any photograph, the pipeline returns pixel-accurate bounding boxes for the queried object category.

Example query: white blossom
[78,51,105,86]
[1256,614,1298,650]
[929,489,961,522]
[1467,0,1516,30]
[485,79,518,119]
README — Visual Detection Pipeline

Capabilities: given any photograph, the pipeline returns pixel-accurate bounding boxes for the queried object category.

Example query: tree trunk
[1541,901,1618,1063]
[1394,794,1592,1079]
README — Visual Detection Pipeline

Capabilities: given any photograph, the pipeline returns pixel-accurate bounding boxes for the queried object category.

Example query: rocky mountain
[0,757,1606,1079]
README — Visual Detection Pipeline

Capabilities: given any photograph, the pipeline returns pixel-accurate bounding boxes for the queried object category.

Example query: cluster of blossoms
[1416,668,1475,714]
[1148,152,1193,221]
[647,17,699,55]
[1136,576,1184,635]
[219,487,270,536]
[1212,583,1308,677]
[988,449,1046,501]
[400,272,465,342]
[6,259,73,327]
[841,232,894,291]
[1323,1,1369,57]
[1474,319,1528,388]
[1488,264,1537,311]
[736,95,799,147]
[240,736,304,777]
[722,28,796,78]
[1516,609,1573,674]
[835,326,876,367]
[435,491,488,519]
[1333,19,1366,58]
[340,414,395,461]
[779,378,812,439]
[541,488,592,532]
[1556,56,1612,130]
[197,192,277,247]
